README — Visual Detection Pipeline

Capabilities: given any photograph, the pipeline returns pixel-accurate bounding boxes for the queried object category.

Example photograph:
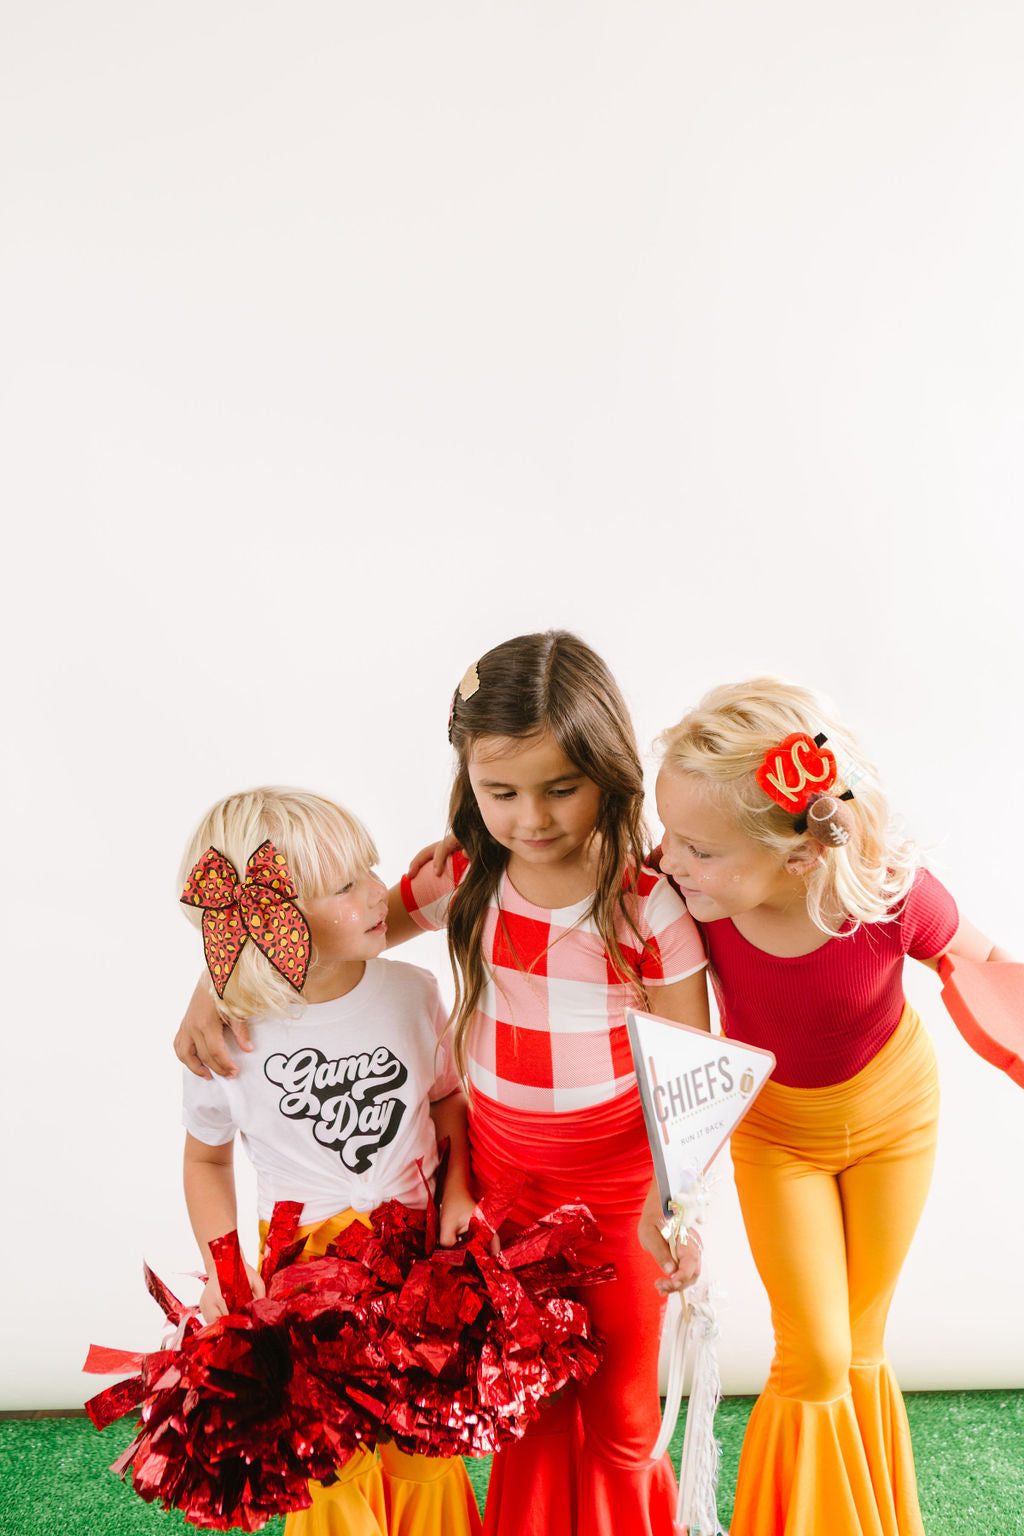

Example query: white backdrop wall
[3,2,1023,1411]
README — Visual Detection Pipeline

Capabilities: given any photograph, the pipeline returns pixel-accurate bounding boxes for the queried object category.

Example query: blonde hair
[658,679,918,935]
[446,630,651,1076]
[179,787,378,1023]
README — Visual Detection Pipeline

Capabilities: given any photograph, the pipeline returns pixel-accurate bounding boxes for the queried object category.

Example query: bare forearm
[640,1174,666,1231]
[933,916,1016,968]
[183,1151,238,1269]
[384,884,423,948]
[183,1135,264,1318]
[430,1089,472,1196]
[647,968,712,1033]
[430,1089,475,1246]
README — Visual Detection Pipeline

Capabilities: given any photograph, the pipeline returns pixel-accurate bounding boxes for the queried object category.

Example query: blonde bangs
[178,787,379,1024]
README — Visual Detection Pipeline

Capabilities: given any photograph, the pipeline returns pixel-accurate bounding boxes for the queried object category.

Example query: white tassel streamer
[675,1283,723,1535]
[652,1282,725,1536]
[652,1295,688,1462]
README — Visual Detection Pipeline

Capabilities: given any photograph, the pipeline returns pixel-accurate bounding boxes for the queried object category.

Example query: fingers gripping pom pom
[84,1196,610,1529]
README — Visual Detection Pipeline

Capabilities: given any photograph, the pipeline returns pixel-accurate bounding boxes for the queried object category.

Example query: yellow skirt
[258,1208,482,1536]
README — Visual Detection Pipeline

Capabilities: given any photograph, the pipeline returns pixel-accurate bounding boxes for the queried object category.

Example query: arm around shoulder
[175,976,253,1080]
[387,848,460,950]
[385,883,424,949]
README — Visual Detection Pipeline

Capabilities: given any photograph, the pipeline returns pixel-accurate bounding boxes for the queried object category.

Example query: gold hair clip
[457,662,481,702]
[447,661,482,742]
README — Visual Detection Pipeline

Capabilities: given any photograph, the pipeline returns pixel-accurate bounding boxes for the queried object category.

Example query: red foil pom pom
[85,1192,609,1528]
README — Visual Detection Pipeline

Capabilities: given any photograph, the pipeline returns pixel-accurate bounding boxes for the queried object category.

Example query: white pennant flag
[627,1012,777,1536]
[626,1010,775,1209]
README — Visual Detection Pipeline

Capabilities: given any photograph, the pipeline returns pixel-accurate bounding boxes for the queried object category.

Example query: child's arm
[645,970,712,1034]
[407,834,461,880]
[430,1089,476,1247]
[183,1132,265,1322]
[175,981,253,1080]
[384,881,425,948]
[923,915,1014,966]
[639,1179,703,1295]
[387,840,464,948]
[636,968,711,1288]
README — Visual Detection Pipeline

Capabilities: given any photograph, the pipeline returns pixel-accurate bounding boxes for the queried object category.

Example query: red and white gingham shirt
[400,852,707,1112]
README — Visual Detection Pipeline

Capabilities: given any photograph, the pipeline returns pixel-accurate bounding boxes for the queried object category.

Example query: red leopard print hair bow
[180,840,311,997]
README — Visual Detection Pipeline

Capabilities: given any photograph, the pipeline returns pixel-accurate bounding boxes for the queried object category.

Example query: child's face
[467,731,603,872]
[303,869,389,967]
[655,769,798,922]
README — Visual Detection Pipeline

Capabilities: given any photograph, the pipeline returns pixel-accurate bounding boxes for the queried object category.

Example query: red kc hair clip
[756,732,854,847]
[180,840,311,997]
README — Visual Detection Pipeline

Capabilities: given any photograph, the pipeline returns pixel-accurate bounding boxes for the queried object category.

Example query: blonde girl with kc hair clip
[178,787,482,1536]
[654,678,1012,1536]
[177,633,714,1536]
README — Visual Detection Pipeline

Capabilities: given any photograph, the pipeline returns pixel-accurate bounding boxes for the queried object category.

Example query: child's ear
[785,840,823,877]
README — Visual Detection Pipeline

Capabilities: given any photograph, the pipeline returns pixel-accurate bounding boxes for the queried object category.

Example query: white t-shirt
[182,958,460,1224]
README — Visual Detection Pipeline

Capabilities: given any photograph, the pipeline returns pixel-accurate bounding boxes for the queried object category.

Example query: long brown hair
[446,630,650,1075]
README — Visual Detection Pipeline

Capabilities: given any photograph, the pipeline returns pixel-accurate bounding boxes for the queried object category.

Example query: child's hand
[407,834,461,880]
[199,1260,266,1324]
[175,979,253,1080]
[438,1185,477,1248]
[638,1206,703,1296]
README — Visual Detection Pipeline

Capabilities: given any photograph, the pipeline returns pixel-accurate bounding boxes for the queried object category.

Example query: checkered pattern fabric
[400,852,707,1112]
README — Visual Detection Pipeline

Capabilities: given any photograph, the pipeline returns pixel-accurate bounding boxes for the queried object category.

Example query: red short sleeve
[900,869,960,961]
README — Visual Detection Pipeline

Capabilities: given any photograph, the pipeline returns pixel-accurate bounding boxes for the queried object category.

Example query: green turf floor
[0,1392,1021,1534]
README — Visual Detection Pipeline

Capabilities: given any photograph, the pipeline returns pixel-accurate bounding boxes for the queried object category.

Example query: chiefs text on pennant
[626,1011,776,1215]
